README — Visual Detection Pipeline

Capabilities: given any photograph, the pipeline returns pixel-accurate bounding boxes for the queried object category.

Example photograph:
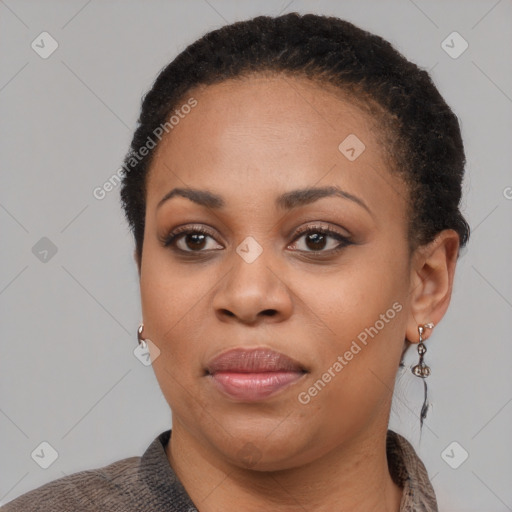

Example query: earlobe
[405,229,460,342]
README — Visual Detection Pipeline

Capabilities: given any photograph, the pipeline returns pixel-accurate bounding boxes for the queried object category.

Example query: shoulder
[1,455,141,512]
[387,430,438,512]
[1,430,184,512]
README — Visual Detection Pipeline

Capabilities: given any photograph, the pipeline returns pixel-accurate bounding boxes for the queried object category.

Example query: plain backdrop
[1,0,511,510]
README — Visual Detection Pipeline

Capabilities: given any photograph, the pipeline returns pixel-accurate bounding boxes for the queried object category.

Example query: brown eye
[288,225,352,254]
[303,232,329,251]
[163,226,223,253]
[181,232,208,251]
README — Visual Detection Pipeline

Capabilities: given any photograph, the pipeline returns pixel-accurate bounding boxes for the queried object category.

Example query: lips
[206,348,305,374]
[205,348,307,401]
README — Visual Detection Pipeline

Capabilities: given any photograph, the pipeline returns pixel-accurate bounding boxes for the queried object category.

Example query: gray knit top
[2,429,438,511]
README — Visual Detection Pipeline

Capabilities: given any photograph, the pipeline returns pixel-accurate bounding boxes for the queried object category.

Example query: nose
[212,249,294,325]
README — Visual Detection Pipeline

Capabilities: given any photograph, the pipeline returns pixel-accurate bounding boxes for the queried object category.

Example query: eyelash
[162,223,353,257]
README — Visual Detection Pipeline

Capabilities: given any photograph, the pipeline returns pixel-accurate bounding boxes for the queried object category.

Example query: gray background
[1,0,511,510]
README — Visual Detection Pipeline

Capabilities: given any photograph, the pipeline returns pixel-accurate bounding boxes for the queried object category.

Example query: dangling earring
[411,322,434,378]
[411,322,434,428]
[137,323,148,349]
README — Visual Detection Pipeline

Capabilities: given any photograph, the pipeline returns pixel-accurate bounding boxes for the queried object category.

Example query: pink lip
[205,348,307,402]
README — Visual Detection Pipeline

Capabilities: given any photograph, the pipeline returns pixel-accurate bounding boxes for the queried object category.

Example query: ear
[405,229,460,343]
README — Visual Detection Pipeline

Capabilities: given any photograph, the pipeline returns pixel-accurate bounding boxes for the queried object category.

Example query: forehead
[146,75,406,219]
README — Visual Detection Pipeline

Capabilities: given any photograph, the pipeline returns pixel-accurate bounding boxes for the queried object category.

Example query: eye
[287,224,352,254]
[162,223,353,256]
[163,225,223,252]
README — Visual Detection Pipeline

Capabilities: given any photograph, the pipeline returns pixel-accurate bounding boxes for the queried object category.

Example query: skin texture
[136,75,459,512]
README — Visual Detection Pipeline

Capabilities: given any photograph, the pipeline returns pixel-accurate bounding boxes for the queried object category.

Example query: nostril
[262,309,277,317]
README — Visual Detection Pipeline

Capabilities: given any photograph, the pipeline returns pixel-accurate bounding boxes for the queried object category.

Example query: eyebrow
[157,185,372,215]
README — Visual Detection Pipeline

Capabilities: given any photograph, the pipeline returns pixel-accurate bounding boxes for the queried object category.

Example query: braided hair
[120,12,470,263]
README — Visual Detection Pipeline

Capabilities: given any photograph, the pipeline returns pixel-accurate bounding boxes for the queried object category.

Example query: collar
[140,429,438,511]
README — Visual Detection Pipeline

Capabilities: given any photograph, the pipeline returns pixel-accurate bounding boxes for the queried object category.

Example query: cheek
[139,247,223,375]
[304,241,408,334]
[297,246,409,390]
[139,255,217,416]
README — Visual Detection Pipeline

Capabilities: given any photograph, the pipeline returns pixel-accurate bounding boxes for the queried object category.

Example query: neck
[166,419,403,512]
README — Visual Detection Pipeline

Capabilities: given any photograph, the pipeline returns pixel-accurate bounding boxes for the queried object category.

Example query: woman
[3,12,469,512]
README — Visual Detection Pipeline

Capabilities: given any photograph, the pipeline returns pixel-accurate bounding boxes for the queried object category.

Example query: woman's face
[139,75,416,470]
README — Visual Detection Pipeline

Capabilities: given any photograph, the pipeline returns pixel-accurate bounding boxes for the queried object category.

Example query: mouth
[205,348,308,402]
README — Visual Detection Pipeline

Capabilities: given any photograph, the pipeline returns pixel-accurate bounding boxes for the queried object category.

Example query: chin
[205,419,323,471]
